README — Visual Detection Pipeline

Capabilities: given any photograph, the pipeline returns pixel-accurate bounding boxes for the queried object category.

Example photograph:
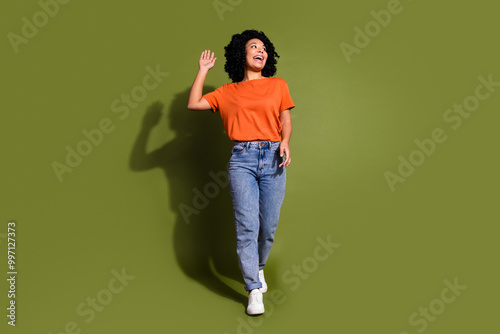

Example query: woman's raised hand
[199,50,217,71]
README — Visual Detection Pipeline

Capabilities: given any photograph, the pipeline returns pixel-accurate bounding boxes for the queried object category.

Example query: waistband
[233,141,281,149]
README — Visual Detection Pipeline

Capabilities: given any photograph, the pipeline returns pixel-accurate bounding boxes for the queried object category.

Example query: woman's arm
[279,109,293,167]
[187,50,216,110]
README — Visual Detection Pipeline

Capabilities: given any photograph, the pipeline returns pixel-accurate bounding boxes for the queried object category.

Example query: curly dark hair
[224,30,279,83]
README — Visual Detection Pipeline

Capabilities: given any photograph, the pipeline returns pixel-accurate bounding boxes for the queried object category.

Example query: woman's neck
[242,70,264,82]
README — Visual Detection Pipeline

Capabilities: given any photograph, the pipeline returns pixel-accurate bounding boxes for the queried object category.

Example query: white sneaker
[246,289,265,315]
[259,269,268,293]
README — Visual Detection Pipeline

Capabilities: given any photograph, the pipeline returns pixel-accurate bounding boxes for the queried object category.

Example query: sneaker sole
[247,307,265,315]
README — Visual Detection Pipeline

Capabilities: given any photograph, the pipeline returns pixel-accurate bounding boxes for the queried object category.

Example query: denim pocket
[231,143,246,155]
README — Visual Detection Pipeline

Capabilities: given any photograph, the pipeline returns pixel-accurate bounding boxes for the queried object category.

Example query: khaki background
[1,0,499,333]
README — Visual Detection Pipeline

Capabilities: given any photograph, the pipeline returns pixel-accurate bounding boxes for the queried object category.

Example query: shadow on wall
[129,87,245,305]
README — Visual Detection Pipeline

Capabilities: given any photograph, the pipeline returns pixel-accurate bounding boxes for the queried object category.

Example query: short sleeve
[202,86,224,113]
[279,79,295,112]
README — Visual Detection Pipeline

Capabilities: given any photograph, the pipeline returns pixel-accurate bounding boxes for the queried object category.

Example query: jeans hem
[245,283,263,291]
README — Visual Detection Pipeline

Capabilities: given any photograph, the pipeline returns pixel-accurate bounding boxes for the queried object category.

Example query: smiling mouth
[254,56,264,61]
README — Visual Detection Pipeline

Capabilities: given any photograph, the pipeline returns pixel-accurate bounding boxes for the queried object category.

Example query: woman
[187,29,294,315]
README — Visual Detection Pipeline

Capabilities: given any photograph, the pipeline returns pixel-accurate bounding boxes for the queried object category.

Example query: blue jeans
[228,141,286,291]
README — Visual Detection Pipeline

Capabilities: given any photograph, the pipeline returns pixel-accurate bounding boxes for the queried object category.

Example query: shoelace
[249,292,262,303]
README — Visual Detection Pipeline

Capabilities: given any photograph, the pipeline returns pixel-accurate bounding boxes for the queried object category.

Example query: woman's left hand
[279,143,291,167]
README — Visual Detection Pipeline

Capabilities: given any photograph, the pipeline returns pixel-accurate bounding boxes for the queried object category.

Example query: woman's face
[245,38,268,71]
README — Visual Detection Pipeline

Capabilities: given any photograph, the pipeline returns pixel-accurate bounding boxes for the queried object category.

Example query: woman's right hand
[188,50,215,110]
[199,50,217,71]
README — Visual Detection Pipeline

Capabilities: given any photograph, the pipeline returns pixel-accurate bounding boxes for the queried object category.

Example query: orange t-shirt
[203,77,295,141]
